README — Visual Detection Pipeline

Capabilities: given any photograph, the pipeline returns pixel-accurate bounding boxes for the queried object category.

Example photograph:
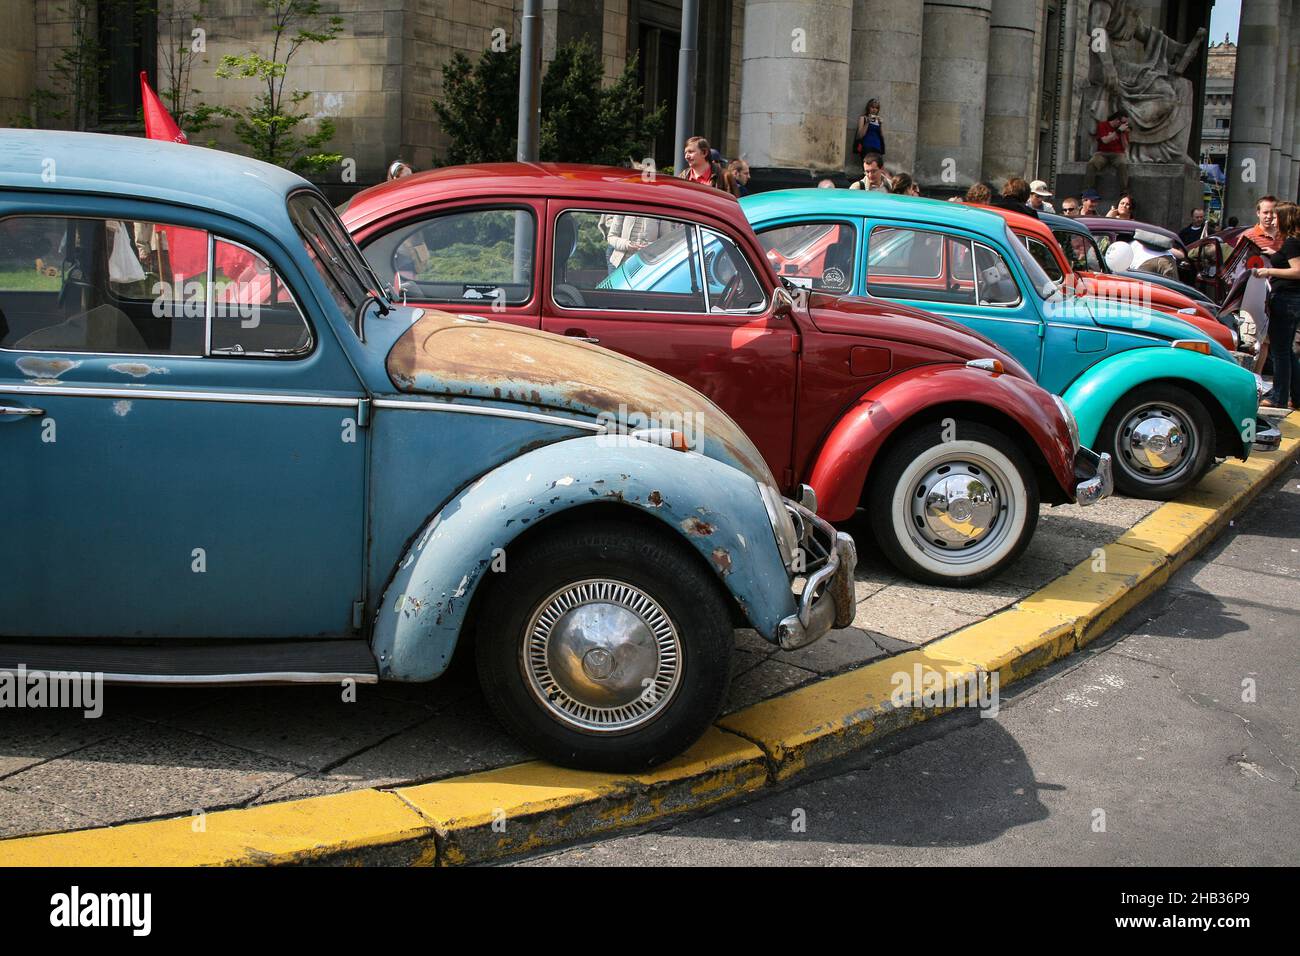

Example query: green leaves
[208,0,343,175]
[433,39,664,168]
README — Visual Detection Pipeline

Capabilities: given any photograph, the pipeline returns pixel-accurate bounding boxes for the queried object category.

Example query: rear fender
[373,436,794,681]
[1060,347,1257,457]
[807,364,1077,521]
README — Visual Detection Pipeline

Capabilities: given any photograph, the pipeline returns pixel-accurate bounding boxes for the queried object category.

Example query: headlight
[1052,395,1081,453]
[758,482,799,569]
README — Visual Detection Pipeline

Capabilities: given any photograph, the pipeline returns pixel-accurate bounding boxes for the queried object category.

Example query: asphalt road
[522,462,1300,867]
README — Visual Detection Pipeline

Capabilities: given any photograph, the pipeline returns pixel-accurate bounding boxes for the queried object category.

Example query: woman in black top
[1255,201,1300,409]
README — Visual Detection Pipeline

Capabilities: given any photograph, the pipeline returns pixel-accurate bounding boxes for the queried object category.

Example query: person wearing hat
[1080,189,1102,216]
[1027,180,1055,214]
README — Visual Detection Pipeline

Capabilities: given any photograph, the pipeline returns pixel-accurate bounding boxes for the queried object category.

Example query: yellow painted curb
[720,412,1300,780]
[396,726,766,864]
[0,789,434,867]
[0,414,1294,865]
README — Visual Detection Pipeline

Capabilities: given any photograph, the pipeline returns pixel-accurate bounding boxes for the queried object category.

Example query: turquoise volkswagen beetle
[0,131,856,770]
[741,191,1269,499]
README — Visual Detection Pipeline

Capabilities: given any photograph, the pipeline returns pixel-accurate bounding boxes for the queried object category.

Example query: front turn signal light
[1171,339,1211,355]
[966,357,1005,374]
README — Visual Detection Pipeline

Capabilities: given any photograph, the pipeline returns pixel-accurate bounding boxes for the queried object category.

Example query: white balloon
[1105,240,1135,273]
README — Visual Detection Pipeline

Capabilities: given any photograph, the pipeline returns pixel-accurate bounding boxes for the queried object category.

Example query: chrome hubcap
[524,579,680,733]
[905,455,1015,565]
[1118,403,1193,482]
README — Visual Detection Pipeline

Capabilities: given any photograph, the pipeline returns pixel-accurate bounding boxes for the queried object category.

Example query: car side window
[756,222,856,293]
[699,228,766,311]
[361,207,534,306]
[866,226,975,305]
[0,215,309,357]
[1024,237,1063,283]
[208,238,312,356]
[555,210,705,313]
[973,242,1021,307]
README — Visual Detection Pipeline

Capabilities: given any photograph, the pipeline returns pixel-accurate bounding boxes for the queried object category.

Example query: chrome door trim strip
[0,668,380,686]
[0,383,359,407]
[372,397,605,432]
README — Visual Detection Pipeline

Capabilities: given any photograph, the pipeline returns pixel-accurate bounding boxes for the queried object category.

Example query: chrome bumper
[1254,419,1282,452]
[775,501,857,651]
[1073,447,1113,507]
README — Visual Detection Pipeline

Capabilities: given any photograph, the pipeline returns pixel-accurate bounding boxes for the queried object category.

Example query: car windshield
[1006,225,1055,299]
[288,192,386,332]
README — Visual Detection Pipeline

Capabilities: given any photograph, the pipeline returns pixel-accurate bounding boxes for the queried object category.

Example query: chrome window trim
[372,397,604,432]
[699,225,769,315]
[365,204,538,309]
[866,224,945,280]
[550,208,710,316]
[972,240,1024,309]
[204,231,215,356]
[754,219,858,292]
[206,234,315,359]
[0,215,314,361]
[0,383,359,407]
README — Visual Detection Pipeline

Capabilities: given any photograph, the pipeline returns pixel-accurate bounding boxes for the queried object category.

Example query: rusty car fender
[806,363,1078,522]
[371,435,796,682]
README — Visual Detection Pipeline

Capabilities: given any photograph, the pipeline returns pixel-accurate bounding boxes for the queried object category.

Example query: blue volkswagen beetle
[0,131,855,770]
[739,190,1271,500]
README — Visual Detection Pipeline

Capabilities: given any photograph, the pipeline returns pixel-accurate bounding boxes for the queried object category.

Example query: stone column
[981,0,1038,184]
[1285,0,1300,199]
[1226,0,1280,222]
[1269,0,1290,194]
[740,0,853,169]
[846,0,924,173]
[916,0,993,189]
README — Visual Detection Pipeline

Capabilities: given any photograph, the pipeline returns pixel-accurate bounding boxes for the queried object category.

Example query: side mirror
[773,286,795,319]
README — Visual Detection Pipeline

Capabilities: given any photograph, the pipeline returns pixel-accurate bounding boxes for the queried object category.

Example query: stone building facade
[1201,35,1234,173]
[4,0,1297,213]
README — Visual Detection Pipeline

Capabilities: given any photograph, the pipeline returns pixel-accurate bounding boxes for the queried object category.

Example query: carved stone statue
[1085,0,1207,165]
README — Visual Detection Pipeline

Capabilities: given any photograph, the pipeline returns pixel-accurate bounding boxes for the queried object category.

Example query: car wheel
[868,421,1038,587]
[1099,384,1213,500]
[475,521,733,771]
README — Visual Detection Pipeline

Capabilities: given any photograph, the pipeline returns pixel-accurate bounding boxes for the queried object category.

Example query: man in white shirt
[849,153,890,192]
[1028,180,1056,214]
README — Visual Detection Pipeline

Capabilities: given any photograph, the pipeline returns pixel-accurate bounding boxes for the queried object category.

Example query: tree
[540,39,664,166]
[209,0,344,174]
[432,39,664,167]
[157,0,217,135]
[431,45,521,165]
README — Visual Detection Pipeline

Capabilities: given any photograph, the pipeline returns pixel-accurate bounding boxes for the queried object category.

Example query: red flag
[140,72,187,143]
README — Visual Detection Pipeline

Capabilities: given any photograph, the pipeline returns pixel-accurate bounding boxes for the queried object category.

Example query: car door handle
[563,329,600,344]
[0,404,44,417]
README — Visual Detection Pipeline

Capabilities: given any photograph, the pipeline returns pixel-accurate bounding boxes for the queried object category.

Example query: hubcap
[523,579,681,733]
[1117,403,1194,483]
[904,455,1016,566]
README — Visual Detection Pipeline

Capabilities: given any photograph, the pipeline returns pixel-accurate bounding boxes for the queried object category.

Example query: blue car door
[861,221,1045,377]
[0,206,368,639]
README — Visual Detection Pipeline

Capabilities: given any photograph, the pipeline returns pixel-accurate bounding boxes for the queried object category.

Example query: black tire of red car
[867,420,1039,588]
[475,521,733,771]
[1099,384,1213,500]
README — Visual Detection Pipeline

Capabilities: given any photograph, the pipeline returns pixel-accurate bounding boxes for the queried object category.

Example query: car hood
[804,291,1036,380]
[385,309,776,486]
[1069,295,1235,361]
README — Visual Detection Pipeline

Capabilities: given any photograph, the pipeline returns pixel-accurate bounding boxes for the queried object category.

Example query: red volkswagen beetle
[340,165,1111,586]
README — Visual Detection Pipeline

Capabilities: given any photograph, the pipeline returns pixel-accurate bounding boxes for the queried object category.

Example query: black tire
[475,521,733,771]
[1099,384,1213,500]
[867,420,1039,587]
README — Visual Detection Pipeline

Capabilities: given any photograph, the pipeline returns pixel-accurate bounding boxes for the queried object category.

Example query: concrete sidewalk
[0,413,1295,864]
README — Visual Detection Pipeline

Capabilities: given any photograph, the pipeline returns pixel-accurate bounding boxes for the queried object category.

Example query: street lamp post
[518,0,542,163]
[673,0,699,174]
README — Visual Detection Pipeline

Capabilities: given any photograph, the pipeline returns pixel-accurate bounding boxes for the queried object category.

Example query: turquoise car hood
[1062,295,1235,363]
[384,309,777,486]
